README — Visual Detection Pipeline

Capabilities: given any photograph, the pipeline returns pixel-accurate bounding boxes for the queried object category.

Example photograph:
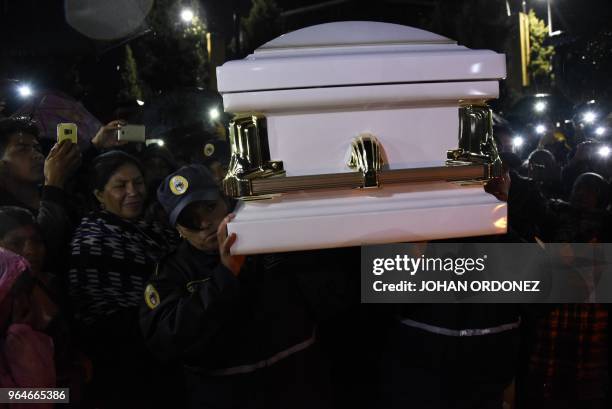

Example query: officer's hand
[44,140,82,189]
[218,213,246,276]
[484,168,510,202]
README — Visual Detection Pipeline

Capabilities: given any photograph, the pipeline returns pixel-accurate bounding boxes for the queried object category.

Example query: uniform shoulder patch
[144,283,161,309]
[169,175,189,195]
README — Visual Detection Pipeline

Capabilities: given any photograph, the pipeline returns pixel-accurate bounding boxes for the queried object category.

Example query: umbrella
[64,0,153,41]
[14,90,102,150]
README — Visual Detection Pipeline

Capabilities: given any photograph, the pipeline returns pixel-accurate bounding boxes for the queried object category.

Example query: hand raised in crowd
[91,120,128,150]
[217,213,246,276]
[44,140,82,189]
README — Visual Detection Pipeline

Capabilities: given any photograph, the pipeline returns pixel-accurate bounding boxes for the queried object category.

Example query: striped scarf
[68,210,177,326]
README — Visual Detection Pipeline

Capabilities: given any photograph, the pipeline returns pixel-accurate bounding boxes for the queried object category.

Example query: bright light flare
[209,107,220,120]
[145,139,165,147]
[512,136,524,148]
[598,146,611,158]
[595,127,606,136]
[534,101,546,112]
[583,111,597,124]
[180,8,194,23]
[494,217,508,230]
[136,99,145,106]
[17,85,32,98]
[535,124,546,134]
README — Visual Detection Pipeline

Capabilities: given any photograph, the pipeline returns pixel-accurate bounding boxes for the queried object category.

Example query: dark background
[1,0,611,120]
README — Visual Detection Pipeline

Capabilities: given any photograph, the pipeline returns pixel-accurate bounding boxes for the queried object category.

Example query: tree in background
[241,0,282,53]
[118,45,143,103]
[127,0,209,97]
[527,9,555,88]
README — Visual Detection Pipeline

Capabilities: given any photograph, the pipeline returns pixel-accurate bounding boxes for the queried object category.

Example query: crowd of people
[0,95,610,409]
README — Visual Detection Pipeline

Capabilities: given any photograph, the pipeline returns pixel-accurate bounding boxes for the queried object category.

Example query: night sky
[0,0,610,118]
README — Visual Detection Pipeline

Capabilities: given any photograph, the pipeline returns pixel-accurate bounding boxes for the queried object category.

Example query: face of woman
[0,225,46,274]
[95,164,147,219]
[176,199,228,252]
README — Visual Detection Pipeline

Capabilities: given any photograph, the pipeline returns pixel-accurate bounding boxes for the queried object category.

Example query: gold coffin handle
[249,164,489,196]
[223,104,500,199]
[347,133,384,188]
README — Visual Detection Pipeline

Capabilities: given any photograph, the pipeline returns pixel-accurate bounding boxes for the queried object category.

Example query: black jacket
[140,243,355,409]
[139,241,327,373]
[389,236,524,387]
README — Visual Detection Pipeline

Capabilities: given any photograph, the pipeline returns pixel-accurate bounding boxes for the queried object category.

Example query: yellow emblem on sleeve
[169,175,189,195]
[145,284,161,310]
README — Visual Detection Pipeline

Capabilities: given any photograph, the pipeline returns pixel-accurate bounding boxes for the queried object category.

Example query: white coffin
[216,21,507,254]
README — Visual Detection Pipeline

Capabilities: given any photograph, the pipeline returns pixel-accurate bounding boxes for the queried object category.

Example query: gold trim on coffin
[223,103,501,200]
[447,101,502,177]
[347,133,383,188]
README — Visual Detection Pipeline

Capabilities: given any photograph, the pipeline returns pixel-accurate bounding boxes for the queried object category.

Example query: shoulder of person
[72,212,108,241]
[78,211,117,228]
[548,198,571,211]
[151,242,207,283]
[509,169,529,182]
[153,246,181,277]
[148,220,180,245]
[145,244,230,306]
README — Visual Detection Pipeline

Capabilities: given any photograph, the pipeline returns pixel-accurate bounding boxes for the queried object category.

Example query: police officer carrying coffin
[140,164,332,409]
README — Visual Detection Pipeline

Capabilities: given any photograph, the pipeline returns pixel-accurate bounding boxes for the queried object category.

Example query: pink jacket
[0,249,55,408]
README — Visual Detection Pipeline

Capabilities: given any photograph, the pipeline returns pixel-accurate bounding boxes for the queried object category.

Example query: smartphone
[117,124,146,142]
[57,123,78,144]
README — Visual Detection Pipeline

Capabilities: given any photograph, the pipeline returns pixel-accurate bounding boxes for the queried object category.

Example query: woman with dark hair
[0,249,57,392]
[0,206,46,279]
[0,205,92,404]
[67,150,178,407]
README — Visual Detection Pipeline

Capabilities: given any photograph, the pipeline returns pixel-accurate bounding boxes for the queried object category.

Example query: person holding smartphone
[0,117,81,271]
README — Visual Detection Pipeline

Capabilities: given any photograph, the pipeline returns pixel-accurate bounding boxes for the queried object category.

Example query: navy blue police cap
[157,164,220,227]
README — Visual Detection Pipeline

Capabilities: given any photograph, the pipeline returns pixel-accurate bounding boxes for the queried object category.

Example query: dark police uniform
[140,241,333,409]
[375,237,524,409]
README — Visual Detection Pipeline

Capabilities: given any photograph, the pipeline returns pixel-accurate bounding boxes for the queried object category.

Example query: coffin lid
[217,21,506,93]
[257,21,453,50]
